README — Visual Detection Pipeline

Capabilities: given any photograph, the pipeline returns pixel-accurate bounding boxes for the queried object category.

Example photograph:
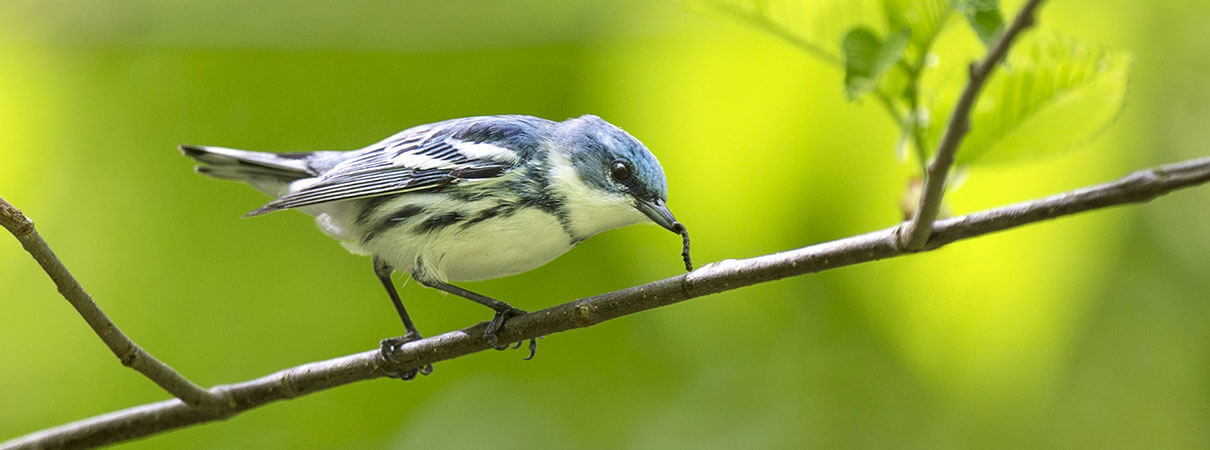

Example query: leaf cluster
[688,0,1129,169]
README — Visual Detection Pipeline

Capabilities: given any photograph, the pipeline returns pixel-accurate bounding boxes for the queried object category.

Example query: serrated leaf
[952,0,1004,45]
[932,34,1131,166]
[843,27,909,99]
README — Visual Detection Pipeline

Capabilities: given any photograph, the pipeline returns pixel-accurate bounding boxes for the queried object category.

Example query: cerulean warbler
[182,114,690,379]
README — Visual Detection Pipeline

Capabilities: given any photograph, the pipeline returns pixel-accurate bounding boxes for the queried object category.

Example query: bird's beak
[636,198,683,233]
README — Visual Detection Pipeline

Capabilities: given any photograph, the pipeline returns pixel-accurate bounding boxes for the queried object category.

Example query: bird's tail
[180,145,319,197]
[181,145,317,181]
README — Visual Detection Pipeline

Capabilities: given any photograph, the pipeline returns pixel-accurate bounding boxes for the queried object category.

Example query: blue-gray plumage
[181,114,689,379]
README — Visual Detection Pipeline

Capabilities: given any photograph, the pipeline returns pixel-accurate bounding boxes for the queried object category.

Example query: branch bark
[6,155,1210,449]
[0,197,232,413]
[899,0,1046,249]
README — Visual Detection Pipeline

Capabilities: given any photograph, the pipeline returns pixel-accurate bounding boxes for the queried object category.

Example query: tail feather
[181,144,323,202]
[181,145,318,180]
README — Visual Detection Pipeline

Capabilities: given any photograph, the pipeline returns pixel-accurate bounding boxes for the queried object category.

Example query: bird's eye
[610,161,632,181]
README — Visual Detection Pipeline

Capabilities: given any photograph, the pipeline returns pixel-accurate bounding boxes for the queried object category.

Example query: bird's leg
[414,276,537,359]
[375,258,433,380]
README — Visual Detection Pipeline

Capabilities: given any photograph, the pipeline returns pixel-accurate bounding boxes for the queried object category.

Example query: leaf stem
[898,0,1046,250]
[703,0,841,66]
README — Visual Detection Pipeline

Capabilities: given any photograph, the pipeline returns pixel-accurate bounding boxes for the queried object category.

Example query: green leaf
[882,0,954,61]
[952,0,1004,45]
[843,27,909,99]
[934,33,1132,166]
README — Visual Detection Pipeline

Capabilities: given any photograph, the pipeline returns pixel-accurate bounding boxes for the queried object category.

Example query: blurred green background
[3,0,1210,448]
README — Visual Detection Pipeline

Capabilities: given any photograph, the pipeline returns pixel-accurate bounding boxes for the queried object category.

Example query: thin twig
[703,0,840,66]
[0,197,233,413]
[898,0,1046,249]
[7,154,1210,449]
[698,0,907,127]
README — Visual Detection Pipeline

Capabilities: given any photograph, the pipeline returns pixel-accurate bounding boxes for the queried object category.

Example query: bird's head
[551,115,683,238]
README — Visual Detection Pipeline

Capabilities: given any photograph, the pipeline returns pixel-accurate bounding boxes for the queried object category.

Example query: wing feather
[246,116,549,216]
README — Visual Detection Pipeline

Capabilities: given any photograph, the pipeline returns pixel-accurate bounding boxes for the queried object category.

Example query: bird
[181,114,691,379]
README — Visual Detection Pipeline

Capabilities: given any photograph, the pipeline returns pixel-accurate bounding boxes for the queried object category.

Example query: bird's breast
[426,207,575,282]
[355,195,576,282]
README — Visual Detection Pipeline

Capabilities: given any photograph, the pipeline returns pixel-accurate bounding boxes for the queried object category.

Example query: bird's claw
[379,332,434,380]
[485,307,538,360]
[484,307,523,348]
[521,337,537,361]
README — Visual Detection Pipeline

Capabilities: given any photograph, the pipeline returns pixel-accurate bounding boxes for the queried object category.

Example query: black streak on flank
[362,204,425,244]
[357,195,397,226]
[416,212,466,233]
[384,205,425,224]
[460,204,515,229]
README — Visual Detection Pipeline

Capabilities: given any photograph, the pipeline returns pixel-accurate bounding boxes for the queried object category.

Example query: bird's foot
[379,332,434,380]
[486,307,538,360]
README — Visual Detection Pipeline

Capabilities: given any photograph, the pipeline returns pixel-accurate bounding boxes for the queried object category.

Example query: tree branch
[0,197,232,414]
[899,0,1046,249]
[6,154,1210,449]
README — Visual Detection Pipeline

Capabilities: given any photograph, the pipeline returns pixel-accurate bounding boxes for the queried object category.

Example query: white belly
[365,207,575,282]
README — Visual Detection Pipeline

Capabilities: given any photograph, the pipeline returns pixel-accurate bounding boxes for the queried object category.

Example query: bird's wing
[247,116,547,216]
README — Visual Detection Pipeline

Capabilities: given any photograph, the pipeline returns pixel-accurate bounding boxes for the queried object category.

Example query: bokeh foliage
[2,0,1210,448]
[696,0,1129,171]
